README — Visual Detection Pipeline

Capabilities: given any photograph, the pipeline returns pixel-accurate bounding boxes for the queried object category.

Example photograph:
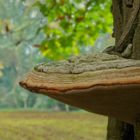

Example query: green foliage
[36,0,113,59]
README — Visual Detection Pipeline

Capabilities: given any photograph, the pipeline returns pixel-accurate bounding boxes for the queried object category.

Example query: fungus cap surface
[20,53,140,124]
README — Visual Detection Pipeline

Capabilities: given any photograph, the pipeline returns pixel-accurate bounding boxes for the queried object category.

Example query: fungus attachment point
[19,53,140,124]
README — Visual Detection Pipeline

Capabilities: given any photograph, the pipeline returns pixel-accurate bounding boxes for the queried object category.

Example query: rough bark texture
[135,119,140,139]
[107,118,134,140]
[34,53,140,74]
[108,0,140,139]
[133,6,140,140]
[132,7,140,59]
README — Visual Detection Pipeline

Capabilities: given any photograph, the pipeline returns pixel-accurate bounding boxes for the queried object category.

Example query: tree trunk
[135,119,140,140]
[107,0,140,139]
[107,118,134,140]
[133,4,140,139]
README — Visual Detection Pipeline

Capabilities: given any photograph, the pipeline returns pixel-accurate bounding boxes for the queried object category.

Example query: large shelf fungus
[19,53,140,124]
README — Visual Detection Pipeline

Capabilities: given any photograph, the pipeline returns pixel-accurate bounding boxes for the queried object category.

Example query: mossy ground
[0,111,107,140]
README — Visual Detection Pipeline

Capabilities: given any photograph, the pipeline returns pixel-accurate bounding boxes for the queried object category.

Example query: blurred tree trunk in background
[107,0,140,139]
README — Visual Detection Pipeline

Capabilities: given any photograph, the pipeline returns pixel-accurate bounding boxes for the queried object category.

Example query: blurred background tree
[0,0,113,111]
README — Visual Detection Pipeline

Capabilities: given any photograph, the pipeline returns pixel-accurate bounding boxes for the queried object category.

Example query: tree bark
[132,6,140,60]
[107,0,140,139]
[133,6,140,139]
[134,119,140,140]
[107,118,134,140]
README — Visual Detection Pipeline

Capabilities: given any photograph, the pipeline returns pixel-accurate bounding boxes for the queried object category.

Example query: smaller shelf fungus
[20,53,140,124]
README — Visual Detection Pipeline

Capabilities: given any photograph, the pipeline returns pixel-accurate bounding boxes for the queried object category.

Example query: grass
[0,111,108,140]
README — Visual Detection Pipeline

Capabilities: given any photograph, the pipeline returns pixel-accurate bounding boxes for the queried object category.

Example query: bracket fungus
[20,53,140,124]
